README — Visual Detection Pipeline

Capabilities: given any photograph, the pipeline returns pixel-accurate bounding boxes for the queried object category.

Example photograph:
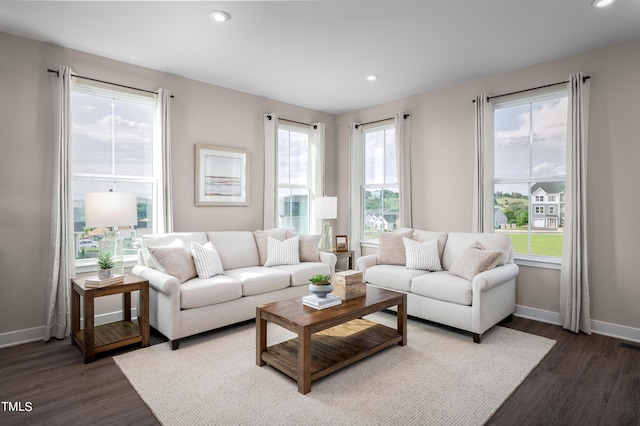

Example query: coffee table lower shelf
[260,318,402,384]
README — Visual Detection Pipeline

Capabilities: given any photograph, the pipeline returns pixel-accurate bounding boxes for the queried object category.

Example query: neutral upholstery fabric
[411,272,473,306]
[207,231,260,270]
[377,229,413,265]
[179,276,242,309]
[448,241,502,281]
[264,236,300,267]
[403,237,442,271]
[293,233,321,262]
[412,229,448,258]
[441,232,511,271]
[190,241,224,279]
[271,262,330,286]
[253,228,291,266]
[364,264,428,292]
[141,232,208,269]
[223,266,290,296]
[148,240,197,284]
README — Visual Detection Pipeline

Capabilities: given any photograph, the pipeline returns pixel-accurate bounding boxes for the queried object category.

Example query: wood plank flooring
[1,317,638,425]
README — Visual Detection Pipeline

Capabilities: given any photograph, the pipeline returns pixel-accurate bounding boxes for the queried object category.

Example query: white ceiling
[1,1,640,114]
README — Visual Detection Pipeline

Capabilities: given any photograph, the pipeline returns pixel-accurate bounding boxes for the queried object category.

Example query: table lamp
[314,196,337,251]
[85,191,138,275]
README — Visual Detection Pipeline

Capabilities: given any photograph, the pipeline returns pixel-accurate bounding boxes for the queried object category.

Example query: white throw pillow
[403,237,442,271]
[191,241,224,279]
[264,235,300,267]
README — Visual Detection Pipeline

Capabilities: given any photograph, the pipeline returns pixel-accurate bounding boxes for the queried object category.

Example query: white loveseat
[132,229,337,349]
[357,230,518,343]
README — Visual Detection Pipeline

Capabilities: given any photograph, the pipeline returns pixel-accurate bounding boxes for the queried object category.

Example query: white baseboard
[515,304,640,344]
[0,308,139,349]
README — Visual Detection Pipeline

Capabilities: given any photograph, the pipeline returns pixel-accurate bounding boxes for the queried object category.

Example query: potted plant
[308,274,333,298]
[97,253,115,279]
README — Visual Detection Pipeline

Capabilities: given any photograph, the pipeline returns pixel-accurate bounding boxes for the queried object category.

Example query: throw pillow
[190,241,224,279]
[377,229,413,265]
[403,237,442,271]
[147,239,197,284]
[287,231,321,262]
[264,235,300,267]
[253,228,292,266]
[448,241,503,281]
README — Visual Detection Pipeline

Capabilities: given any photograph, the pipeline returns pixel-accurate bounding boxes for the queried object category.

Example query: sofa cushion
[364,264,428,293]
[264,236,300,267]
[147,239,197,284]
[411,272,473,306]
[412,230,448,258]
[403,237,442,271]
[287,231,321,262]
[448,241,503,281]
[253,228,292,266]
[442,232,512,270]
[207,231,260,270]
[271,262,331,287]
[180,275,242,309]
[223,266,291,296]
[190,241,224,279]
[140,232,208,269]
[377,229,414,265]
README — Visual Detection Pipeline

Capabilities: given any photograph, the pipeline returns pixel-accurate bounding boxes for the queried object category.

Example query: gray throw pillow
[377,229,414,265]
[449,241,503,281]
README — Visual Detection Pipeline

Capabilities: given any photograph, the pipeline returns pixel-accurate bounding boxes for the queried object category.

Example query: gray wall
[336,38,640,331]
[2,29,639,341]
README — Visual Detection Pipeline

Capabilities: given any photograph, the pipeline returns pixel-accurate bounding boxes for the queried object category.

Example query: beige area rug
[114,312,554,426]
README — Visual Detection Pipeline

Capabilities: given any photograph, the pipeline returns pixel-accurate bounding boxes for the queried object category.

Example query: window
[362,123,398,240]
[492,90,567,259]
[278,124,310,234]
[71,83,160,264]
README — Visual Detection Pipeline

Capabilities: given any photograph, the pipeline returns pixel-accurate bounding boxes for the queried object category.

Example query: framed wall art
[195,144,250,206]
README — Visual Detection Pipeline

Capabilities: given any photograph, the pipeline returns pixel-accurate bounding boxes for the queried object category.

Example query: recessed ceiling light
[591,0,614,7]
[210,10,231,22]
[366,74,379,81]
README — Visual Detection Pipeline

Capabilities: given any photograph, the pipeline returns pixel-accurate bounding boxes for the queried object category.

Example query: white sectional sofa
[132,229,337,349]
[357,229,518,343]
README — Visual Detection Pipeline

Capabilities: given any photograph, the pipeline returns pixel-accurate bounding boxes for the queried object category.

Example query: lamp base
[99,229,124,276]
[320,220,333,251]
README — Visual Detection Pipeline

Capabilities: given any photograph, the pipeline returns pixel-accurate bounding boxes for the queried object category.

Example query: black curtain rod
[472,76,590,103]
[266,115,317,129]
[47,69,174,98]
[355,113,410,129]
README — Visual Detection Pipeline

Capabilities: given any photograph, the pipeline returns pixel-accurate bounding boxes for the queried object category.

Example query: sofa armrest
[318,251,338,274]
[132,265,180,295]
[472,263,520,292]
[356,254,377,274]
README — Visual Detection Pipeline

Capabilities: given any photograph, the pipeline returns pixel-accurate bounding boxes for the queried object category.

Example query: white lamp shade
[314,196,337,219]
[84,192,138,228]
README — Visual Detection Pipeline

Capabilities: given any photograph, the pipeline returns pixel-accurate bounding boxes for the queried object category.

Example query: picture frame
[195,144,250,206]
[335,235,348,252]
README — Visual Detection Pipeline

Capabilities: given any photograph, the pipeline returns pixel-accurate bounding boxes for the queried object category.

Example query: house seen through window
[492,90,568,258]
[71,83,158,263]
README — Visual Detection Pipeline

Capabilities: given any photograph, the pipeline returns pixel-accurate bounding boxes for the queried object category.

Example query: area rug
[114,312,554,426]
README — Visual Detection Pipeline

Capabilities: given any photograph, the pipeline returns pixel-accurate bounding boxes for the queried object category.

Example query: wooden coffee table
[256,286,407,394]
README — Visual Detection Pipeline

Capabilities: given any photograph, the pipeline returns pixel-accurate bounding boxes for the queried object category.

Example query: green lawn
[500,232,563,257]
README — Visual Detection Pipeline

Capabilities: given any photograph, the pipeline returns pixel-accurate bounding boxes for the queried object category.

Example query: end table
[71,272,149,363]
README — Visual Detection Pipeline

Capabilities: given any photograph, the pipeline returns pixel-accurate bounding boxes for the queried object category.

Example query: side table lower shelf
[72,320,144,355]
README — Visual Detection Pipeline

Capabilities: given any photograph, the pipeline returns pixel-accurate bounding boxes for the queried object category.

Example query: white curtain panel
[348,123,363,258]
[155,88,173,233]
[560,73,591,334]
[44,66,74,341]
[395,112,412,228]
[263,114,279,229]
[472,94,494,233]
[310,122,326,235]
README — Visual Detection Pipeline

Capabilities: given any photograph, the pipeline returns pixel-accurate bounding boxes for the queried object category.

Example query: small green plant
[97,253,115,270]
[309,274,331,285]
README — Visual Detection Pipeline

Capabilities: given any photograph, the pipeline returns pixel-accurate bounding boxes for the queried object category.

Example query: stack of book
[84,274,125,288]
[303,294,342,310]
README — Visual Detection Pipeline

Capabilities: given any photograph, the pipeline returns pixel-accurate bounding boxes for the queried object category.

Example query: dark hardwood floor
[1,317,639,425]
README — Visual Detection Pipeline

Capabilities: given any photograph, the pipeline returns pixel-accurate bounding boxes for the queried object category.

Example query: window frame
[71,82,160,273]
[488,87,568,268]
[360,120,398,244]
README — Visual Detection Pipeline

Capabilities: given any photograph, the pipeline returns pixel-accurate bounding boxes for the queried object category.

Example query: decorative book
[84,274,125,288]
[302,294,342,310]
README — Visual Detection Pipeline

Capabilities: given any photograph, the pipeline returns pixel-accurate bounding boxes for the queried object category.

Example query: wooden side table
[333,250,354,271]
[71,273,149,363]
